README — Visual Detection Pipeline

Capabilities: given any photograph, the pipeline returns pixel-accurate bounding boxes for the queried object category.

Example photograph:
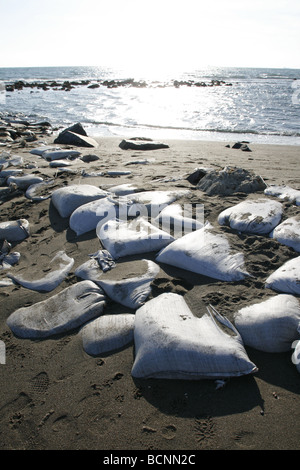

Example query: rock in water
[80,314,135,356]
[7,280,106,338]
[131,293,257,379]
[196,166,266,195]
[98,217,174,259]
[51,184,108,218]
[218,198,283,234]
[8,251,74,292]
[265,256,300,295]
[269,216,300,252]
[234,294,300,352]
[156,222,250,282]
[0,219,30,242]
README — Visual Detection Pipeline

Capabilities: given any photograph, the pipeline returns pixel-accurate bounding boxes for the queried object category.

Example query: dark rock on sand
[196,166,267,196]
[54,123,98,148]
[119,139,169,151]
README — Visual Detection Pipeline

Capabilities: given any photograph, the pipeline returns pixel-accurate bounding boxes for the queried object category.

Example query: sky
[0,0,300,72]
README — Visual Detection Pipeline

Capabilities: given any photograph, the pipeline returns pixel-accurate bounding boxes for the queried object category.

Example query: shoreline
[0,128,300,450]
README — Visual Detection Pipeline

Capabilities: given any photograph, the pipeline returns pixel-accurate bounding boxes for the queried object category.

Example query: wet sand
[0,134,299,452]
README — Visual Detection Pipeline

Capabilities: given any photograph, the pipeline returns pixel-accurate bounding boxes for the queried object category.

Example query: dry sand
[0,134,299,452]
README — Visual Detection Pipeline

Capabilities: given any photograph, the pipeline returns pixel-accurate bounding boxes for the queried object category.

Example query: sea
[0,65,300,146]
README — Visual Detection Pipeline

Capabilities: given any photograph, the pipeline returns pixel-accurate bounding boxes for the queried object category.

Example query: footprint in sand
[161,424,177,440]
[194,416,215,444]
[30,372,49,395]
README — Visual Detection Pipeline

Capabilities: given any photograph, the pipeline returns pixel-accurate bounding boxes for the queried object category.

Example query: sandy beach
[0,130,299,453]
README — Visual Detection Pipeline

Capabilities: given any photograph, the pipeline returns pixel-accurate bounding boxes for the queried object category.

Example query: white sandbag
[30,146,61,156]
[154,203,204,237]
[97,260,159,309]
[7,174,44,190]
[0,169,23,179]
[0,278,14,287]
[218,198,283,234]
[0,219,30,242]
[49,160,72,168]
[69,196,134,236]
[131,293,258,380]
[234,294,300,352]
[8,250,74,292]
[43,150,81,161]
[51,184,108,218]
[265,256,300,295]
[106,171,131,176]
[25,180,56,201]
[108,183,139,196]
[156,222,250,282]
[76,258,159,309]
[0,252,20,269]
[81,314,135,356]
[124,190,191,216]
[264,185,300,206]
[292,335,300,374]
[98,217,174,259]
[269,216,300,252]
[7,280,106,338]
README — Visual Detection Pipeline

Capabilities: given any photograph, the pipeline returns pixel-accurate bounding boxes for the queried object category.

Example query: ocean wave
[84,119,300,138]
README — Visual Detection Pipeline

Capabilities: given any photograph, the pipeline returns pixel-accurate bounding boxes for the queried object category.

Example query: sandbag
[51,184,108,218]
[80,314,135,356]
[122,190,191,217]
[269,216,300,252]
[69,196,136,236]
[154,203,203,237]
[43,149,81,161]
[233,294,300,352]
[98,216,174,259]
[7,280,106,338]
[0,252,20,270]
[131,293,258,380]
[25,180,57,201]
[218,198,283,234]
[76,258,159,309]
[7,174,44,190]
[292,334,300,374]
[265,256,300,295]
[108,183,139,196]
[264,185,300,206]
[0,219,30,242]
[8,250,74,292]
[156,222,250,281]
